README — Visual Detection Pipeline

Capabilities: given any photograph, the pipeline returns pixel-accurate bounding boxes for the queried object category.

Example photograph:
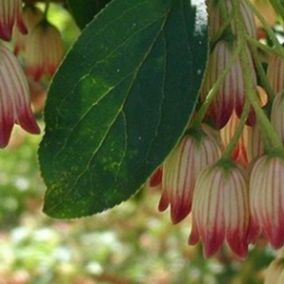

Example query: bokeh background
[0,3,277,284]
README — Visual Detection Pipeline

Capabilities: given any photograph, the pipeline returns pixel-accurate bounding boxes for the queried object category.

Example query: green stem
[43,0,50,19]
[234,1,283,150]
[192,43,242,128]
[221,101,250,160]
[247,36,282,57]
[245,0,284,59]
[269,0,284,22]
[248,41,276,100]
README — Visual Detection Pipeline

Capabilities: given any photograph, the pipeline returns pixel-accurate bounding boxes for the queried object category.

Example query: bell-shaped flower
[271,91,284,144]
[189,162,250,258]
[250,155,284,248]
[0,0,27,41]
[13,4,43,55]
[159,126,222,224]
[202,41,256,128]
[25,20,64,81]
[0,43,40,147]
[207,0,256,40]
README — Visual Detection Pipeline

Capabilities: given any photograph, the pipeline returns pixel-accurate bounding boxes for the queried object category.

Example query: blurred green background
[0,2,277,284]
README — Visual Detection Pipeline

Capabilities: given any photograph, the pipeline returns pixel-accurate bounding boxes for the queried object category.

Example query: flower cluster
[0,0,64,146]
[150,0,284,260]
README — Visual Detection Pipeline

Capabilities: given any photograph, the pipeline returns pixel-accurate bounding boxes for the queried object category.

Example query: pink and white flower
[0,43,40,147]
[250,155,284,248]
[189,162,250,258]
[159,126,221,224]
[0,0,27,41]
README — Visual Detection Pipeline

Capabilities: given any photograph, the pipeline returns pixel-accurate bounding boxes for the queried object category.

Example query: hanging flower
[159,126,221,224]
[207,0,256,40]
[25,20,64,81]
[0,0,27,41]
[189,162,250,258]
[221,112,248,166]
[13,4,43,55]
[0,43,40,147]
[201,41,256,128]
[250,155,284,247]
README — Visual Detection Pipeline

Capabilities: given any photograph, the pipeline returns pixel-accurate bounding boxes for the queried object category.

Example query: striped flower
[267,55,284,94]
[271,91,284,144]
[250,155,284,247]
[159,126,221,224]
[13,4,43,55]
[0,43,40,147]
[221,112,248,166]
[201,41,256,128]
[25,20,64,81]
[0,0,27,41]
[207,0,256,40]
[189,162,250,258]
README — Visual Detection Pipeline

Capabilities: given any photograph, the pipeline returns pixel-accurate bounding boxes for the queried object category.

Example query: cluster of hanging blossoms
[0,0,64,147]
[149,0,284,261]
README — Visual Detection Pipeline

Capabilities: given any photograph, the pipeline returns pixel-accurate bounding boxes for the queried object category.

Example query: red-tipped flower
[25,20,64,81]
[189,162,250,258]
[250,155,284,248]
[0,0,27,41]
[202,40,257,128]
[0,43,40,147]
[159,126,221,224]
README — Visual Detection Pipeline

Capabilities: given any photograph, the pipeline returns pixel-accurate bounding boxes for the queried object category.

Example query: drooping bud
[271,91,284,144]
[250,155,284,247]
[189,162,250,258]
[13,4,43,55]
[159,126,222,224]
[0,0,27,41]
[25,20,64,81]
[0,43,40,147]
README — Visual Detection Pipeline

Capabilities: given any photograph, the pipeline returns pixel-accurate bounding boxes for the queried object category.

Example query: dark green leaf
[68,0,111,29]
[39,0,209,218]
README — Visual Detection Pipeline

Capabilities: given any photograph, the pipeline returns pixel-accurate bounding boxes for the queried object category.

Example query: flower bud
[159,126,221,224]
[189,162,250,258]
[250,155,284,247]
[25,20,64,81]
[0,43,40,147]
[0,0,27,41]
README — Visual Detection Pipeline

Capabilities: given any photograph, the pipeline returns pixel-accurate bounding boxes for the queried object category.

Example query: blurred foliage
[0,2,277,284]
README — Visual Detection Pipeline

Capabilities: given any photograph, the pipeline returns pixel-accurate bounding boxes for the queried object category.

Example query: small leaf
[68,0,111,29]
[39,0,209,218]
